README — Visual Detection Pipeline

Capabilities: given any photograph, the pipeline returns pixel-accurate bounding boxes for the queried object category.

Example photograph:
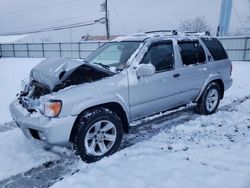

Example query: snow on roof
[0,34,29,43]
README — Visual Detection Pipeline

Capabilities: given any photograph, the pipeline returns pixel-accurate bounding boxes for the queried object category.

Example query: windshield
[84,41,141,72]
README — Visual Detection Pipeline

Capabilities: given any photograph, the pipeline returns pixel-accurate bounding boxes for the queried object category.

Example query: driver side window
[141,43,174,72]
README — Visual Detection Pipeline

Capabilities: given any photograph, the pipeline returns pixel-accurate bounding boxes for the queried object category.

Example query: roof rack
[131,30,211,38]
[144,30,178,36]
[184,31,210,36]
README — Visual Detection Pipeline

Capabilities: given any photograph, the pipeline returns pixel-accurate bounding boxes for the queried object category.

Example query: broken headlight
[42,100,62,117]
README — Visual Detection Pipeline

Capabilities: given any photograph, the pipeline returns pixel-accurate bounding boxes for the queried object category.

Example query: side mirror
[136,64,156,77]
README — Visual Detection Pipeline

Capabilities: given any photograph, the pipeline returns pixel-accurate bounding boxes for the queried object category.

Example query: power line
[0,0,81,15]
[0,18,105,36]
[3,11,102,32]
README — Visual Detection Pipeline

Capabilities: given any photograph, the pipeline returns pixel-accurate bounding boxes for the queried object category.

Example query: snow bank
[0,58,44,123]
[0,129,58,181]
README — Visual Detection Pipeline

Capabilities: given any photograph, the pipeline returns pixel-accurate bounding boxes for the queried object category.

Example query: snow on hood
[30,58,84,91]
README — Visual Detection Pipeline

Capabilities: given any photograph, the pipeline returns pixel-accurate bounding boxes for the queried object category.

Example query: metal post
[12,44,15,57]
[243,37,248,61]
[27,43,30,57]
[59,43,62,57]
[218,0,233,36]
[42,43,45,58]
[0,44,2,57]
[78,42,81,59]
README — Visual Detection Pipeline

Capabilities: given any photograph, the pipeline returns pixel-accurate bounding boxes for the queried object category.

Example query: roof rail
[144,30,178,36]
[132,30,211,38]
[184,31,210,36]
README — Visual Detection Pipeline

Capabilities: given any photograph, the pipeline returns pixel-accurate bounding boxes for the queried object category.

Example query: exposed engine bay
[19,59,113,113]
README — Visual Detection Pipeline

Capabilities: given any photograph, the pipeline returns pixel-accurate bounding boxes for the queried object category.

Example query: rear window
[178,40,206,66]
[201,38,228,61]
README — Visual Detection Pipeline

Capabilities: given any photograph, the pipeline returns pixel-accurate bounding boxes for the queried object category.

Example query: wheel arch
[213,79,224,99]
[195,76,225,102]
[69,102,129,142]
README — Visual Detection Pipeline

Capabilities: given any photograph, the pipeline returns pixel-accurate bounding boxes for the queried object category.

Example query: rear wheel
[72,108,123,163]
[196,82,221,115]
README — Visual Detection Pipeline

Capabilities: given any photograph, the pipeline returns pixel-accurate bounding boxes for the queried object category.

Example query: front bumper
[9,100,77,145]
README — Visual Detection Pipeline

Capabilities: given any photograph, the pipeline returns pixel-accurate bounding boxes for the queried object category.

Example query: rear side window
[141,42,174,72]
[201,38,228,61]
[178,41,206,66]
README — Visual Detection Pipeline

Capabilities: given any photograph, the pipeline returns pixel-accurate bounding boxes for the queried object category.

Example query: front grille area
[19,97,36,113]
[29,129,41,140]
[18,80,50,113]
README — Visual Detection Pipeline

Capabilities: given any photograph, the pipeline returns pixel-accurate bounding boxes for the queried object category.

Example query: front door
[129,41,184,120]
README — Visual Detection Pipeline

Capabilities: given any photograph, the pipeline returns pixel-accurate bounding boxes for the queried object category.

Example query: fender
[71,92,130,122]
[194,73,224,102]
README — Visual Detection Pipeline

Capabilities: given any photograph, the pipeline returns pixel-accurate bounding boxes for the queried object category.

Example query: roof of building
[0,34,29,43]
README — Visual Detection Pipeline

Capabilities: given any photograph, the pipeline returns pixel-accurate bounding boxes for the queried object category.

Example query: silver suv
[10,30,232,162]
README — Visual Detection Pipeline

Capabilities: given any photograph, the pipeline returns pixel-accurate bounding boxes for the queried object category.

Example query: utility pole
[104,0,110,40]
[217,0,233,36]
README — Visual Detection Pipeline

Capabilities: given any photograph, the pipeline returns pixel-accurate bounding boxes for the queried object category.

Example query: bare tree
[179,16,211,32]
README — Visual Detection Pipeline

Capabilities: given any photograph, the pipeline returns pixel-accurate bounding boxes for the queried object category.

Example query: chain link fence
[0,41,105,59]
[219,36,250,61]
[0,37,249,61]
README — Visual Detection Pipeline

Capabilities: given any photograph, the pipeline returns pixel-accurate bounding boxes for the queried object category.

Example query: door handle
[173,73,180,78]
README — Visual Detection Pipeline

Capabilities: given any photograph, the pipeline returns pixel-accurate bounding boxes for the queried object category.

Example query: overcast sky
[0,0,249,40]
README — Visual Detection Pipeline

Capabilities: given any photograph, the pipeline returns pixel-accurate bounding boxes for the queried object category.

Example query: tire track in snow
[122,94,250,149]
[0,94,250,188]
[0,150,79,188]
[0,121,17,132]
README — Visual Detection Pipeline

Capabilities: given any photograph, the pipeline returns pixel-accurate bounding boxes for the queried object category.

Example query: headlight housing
[43,100,62,117]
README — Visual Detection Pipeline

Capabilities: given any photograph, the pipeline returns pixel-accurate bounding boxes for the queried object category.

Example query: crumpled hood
[30,58,85,91]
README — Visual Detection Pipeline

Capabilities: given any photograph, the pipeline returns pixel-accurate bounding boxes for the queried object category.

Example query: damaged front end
[18,58,113,117]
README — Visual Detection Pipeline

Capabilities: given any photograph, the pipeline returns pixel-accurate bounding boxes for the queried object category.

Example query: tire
[72,108,123,163]
[196,82,221,115]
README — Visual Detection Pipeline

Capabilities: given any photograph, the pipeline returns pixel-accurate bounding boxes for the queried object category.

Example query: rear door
[176,40,210,102]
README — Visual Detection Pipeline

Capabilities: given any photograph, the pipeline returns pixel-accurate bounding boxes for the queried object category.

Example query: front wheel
[196,82,221,115]
[72,108,123,163]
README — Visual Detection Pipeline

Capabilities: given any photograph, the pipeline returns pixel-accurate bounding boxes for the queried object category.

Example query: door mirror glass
[136,64,156,77]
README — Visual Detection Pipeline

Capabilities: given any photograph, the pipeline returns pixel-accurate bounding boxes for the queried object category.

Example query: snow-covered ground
[0,58,250,188]
[53,100,250,188]
[0,129,58,181]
